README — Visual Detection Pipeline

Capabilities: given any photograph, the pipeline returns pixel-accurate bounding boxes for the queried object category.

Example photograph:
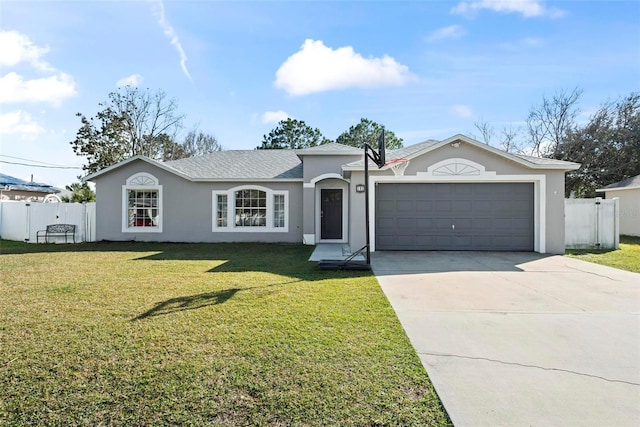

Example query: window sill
[213,227,289,233]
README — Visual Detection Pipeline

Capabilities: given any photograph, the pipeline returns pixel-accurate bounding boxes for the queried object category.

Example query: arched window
[122,173,162,233]
[213,186,288,232]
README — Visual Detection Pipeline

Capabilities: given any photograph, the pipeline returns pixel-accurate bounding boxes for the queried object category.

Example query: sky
[1,0,638,188]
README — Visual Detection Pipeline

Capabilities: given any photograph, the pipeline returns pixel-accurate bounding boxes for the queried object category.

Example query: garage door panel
[433,217,452,229]
[452,218,473,230]
[435,184,454,194]
[453,200,473,215]
[473,200,492,215]
[377,200,395,213]
[397,200,414,212]
[435,200,452,213]
[415,200,434,212]
[376,183,533,251]
[397,217,415,229]
[415,217,434,228]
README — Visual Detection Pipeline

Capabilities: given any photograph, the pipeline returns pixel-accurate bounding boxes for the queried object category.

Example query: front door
[321,189,343,240]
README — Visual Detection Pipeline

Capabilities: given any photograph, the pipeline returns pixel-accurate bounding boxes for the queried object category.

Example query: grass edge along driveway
[0,241,451,426]
[566,235,640,273]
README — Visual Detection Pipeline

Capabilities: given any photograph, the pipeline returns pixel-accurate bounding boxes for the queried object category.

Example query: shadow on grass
[133,288,241,320]
[132,279,306,320]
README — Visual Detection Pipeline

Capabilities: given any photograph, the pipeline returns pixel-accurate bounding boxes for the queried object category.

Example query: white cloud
[452,104,475,119]
[116,74,144,87]
[426,25,467,42]
[451,0,565,18]
[262,110,290,124]
[152,0,192,81]
[0,30,77,106]
[0,30,52,71]
[274,39,413,96]
[0,110,45,140]
[0,72,77,106]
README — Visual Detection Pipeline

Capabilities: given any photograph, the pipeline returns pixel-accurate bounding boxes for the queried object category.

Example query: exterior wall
[314,178,349,243]
[301,155,361,182]
[349,143,568,254]
[605,189,640,236]
[300,154,360,244]
[93,160,303,243]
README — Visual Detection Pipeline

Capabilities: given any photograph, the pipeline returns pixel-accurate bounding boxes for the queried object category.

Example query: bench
[36,224,76,244]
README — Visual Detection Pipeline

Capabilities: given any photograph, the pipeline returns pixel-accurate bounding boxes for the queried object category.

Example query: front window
[235,189,266,227]
[213,186,288,232]
[274,194,285,228]
[217,194,228,227]
[122,173,162,233]
[127,190,159,227]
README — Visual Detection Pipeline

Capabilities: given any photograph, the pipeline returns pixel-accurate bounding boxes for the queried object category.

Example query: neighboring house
[0,173,61,201]
[84,134,580,254]
[597,174,640,237]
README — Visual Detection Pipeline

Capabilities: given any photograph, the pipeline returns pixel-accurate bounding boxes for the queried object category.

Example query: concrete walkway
[372,252,640,427]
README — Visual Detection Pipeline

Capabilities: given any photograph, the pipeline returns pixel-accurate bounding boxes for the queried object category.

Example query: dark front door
[321,189,343,240]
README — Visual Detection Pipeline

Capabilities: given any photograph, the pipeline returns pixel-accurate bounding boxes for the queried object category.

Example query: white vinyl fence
[565,198,619,249]
[0,201,96,243]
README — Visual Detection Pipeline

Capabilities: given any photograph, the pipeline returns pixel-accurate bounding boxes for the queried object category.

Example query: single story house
[0,173,60,201]
[85,134,580,254]
[597,174,640,237]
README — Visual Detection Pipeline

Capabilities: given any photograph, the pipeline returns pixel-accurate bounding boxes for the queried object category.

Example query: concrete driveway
[372,252,640,427]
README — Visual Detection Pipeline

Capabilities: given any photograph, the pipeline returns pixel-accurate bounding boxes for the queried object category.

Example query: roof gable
[342,134,580,171]
[597,174,640,192]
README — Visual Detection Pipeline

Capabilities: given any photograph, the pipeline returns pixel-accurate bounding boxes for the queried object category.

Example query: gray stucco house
[85,134,580,254]
[597,174,640,237]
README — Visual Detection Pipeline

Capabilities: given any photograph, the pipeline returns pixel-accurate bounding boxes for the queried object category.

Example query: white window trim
[212,185,289,233]
[122,172,163,233]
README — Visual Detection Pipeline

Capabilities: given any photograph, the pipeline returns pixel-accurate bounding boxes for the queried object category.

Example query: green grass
[566,235,640,273]
[0,241,450,426]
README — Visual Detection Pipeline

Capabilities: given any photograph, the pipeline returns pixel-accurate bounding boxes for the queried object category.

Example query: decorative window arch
[422,158,496,177]
[122,173,163,233]
[126,172,159,186]
[212,185,288,232]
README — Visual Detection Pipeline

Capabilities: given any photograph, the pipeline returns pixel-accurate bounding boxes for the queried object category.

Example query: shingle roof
[295,143,362,155]
[164,150,303,180]
[342,136,580,170]
[509,153,580,166]
[0,173,60,193]
[598,174,640,191]
[343,139,439,168]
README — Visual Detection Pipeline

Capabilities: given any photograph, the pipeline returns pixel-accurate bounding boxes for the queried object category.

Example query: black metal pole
[364,144,371,265]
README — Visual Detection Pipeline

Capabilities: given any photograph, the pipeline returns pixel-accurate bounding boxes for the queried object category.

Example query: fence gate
[0,201,96,243]
[565,198,619,249]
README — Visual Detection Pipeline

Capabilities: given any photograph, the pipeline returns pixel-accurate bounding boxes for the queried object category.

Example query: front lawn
[0,241,450,426]
[566,235,640,273]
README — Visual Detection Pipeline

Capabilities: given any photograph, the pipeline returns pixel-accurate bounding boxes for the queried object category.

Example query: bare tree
[71,87,186,173]
[181,128,223,157]
[499,125,522,153]
[109,87,185,158]
[526,87,582,157]
[473,118,495,145]
[473,119,523,153]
